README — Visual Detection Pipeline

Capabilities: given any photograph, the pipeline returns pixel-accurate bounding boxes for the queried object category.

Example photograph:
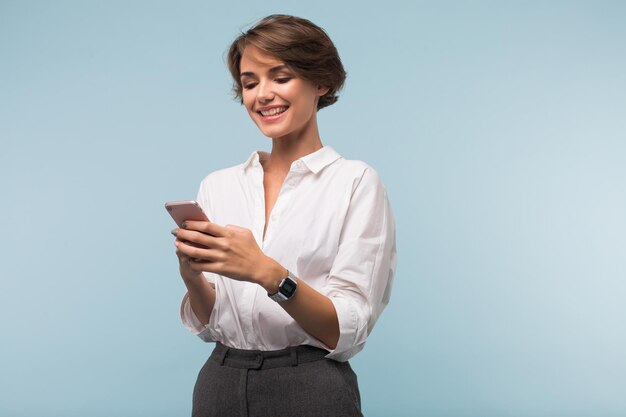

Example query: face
[239,45,329,141]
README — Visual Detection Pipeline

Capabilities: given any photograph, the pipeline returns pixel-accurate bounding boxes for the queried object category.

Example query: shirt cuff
[323,295,367,362]
[180,292,216,342]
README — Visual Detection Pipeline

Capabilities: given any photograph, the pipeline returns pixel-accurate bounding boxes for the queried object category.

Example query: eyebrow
[240,64,290,78]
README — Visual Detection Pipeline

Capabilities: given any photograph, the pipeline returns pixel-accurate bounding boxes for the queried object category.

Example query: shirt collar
[242,145,342,174]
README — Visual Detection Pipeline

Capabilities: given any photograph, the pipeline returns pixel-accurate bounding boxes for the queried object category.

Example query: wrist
[256,256,287,294]
[182,270,206,287]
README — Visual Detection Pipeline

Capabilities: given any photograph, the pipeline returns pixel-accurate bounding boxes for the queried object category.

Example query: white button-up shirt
[180,145,396,362]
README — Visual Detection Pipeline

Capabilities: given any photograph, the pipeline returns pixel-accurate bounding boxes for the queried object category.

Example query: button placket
[262,175,297,247]
[251,163,267,247]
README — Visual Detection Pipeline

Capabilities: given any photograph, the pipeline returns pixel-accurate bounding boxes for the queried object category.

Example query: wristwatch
[268,270,298,302]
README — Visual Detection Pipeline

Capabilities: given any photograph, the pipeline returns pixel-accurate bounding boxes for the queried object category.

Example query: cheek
[242,92,253,109]
[293,95,318,117]
[289,87,319,111]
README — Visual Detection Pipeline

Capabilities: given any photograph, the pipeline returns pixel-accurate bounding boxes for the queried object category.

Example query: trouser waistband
[212,342,330,370]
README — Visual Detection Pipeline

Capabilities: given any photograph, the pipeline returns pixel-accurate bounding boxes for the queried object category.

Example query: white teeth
[260,107,288,117]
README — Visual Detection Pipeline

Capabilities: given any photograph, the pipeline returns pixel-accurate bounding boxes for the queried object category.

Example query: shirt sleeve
[179,176,220,342]
[180,290,217,342]
[321,167,397,362]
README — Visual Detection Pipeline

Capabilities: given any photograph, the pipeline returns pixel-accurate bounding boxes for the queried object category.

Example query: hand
[173,221,283,287]
[173,230,206,284]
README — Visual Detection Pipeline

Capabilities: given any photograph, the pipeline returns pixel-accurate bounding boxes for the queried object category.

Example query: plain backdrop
[1,1,625,416]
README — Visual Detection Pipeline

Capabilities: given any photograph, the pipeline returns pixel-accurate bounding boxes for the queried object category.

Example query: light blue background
[1,1,625,416]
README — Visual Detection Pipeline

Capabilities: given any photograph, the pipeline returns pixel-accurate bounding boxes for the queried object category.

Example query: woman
[172,14,396,417]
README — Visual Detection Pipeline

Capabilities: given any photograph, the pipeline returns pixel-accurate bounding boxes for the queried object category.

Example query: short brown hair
[226,14,346,110]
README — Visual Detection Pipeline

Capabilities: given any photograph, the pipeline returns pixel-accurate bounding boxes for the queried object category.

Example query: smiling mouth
[257,106,289,117]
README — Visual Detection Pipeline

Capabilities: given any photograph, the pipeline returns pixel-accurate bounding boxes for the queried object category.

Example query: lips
[258,106,288,117]
[257,106,289,122]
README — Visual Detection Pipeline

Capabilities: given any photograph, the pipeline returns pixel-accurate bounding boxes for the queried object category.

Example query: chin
[258,126,291,140]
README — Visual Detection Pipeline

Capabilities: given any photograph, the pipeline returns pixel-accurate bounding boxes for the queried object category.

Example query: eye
[243,83,257,90]
[275,77,292,84]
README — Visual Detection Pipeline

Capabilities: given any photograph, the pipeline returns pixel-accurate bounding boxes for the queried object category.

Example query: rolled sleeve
[180,292,216,342]
[322,167,397,362]
[324,295,368,361]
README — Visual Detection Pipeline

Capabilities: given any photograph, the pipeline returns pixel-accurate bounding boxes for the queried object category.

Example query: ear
[316,85,330,97]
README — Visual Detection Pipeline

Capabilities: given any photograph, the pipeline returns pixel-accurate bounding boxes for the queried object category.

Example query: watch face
[279,277,297,297]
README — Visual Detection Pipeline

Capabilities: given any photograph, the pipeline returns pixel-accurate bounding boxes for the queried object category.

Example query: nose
[256,79,274,104]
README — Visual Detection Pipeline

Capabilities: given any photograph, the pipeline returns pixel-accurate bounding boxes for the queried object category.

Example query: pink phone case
[165,200,210,227]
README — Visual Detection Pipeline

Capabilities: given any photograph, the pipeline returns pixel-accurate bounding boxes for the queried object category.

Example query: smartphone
[165,200,210,228]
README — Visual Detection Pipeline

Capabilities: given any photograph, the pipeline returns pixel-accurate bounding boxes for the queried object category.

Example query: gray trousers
[192,342,363,417]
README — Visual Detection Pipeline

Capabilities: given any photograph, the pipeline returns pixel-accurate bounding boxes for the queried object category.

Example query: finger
[175,240,225,262]
[174,235,206,250]
[175,229,223,249]
[176,249,205,271]
[183,221,227,237]
[188,259,224,275]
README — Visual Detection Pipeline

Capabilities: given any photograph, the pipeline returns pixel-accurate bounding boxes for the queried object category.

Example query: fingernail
[171,228,178,236]
[174,241,180,247]
[182,222,187,229]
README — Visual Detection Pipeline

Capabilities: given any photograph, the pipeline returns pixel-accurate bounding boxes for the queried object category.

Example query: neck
[263,114,323,174]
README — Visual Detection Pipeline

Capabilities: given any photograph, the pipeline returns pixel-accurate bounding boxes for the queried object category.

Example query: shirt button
[294,161,303,169]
